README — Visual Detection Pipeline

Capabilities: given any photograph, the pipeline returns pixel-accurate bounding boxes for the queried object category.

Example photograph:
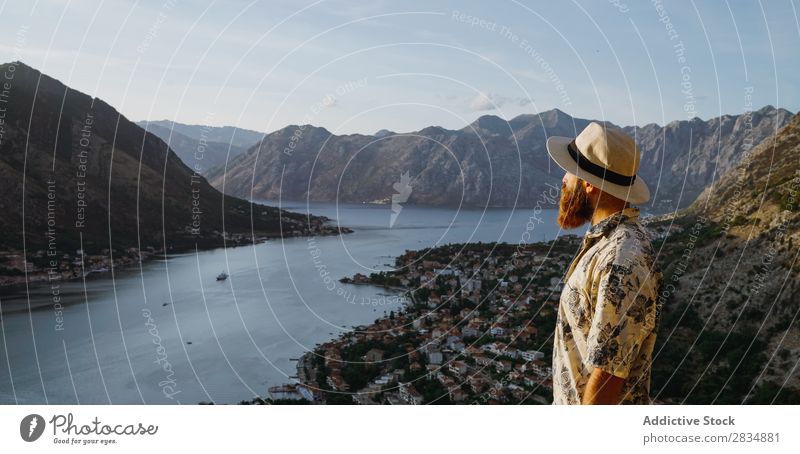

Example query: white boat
[216,271,229,281]
[84,267,110,277]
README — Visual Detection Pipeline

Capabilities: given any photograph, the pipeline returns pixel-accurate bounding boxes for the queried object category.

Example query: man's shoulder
[588,221,662,302]
[600,220,657,269]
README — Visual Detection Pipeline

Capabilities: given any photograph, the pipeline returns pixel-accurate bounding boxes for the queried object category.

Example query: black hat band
[567,140,636,187]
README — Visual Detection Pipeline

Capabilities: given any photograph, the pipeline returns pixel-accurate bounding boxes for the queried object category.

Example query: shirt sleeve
[585,258,658,379]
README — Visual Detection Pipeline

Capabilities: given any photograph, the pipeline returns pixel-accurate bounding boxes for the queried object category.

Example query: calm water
[0,202,572,404]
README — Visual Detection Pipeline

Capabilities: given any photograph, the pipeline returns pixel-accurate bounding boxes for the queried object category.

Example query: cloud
[469,91,506,111]
[321,94,338,108]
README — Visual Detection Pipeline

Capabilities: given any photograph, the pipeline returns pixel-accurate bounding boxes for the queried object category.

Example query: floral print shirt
[552,207,663,405]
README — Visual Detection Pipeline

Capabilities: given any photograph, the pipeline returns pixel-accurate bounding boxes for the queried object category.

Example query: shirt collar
[585,207,640,239]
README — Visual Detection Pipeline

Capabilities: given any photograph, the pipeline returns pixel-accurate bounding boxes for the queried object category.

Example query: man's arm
[584,254,659,404]
[582,367,625,404]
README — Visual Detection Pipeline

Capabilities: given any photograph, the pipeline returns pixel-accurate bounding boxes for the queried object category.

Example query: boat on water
[216,271,229,281]
[84,267,110,277]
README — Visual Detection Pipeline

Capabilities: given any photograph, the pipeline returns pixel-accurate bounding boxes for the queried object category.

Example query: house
[326,373,349,391]
[502,347,519,359]
[422,260,443,270]
[425,364,439,379]
[432,369,448,383]
[324,351,343,368]
[495,359,512,372]
[462,325,480,338]
[469,375,489,393]
[384,393,405,405]
[421,274,437,290]
[516,325,539,341]
[449,340,465,352]
[449,386,467,402]
[364,348,384,363]
[439,375,457,389]
[482,342,507,356]
[448,360,468,376]
[399,383,424,405]
[391,369,405,380]
[460,276,482,292]
[446,335,465,352]
[508,384,527,401]
[474,353,493,367]
[425,345,444,365]
[520,350,545,362]
[530,360,553,379]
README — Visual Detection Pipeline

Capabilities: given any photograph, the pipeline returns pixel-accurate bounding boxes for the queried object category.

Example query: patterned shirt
[552,207,663,404]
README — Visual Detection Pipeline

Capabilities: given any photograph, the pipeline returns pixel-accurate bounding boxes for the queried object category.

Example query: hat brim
[546,136,650,204]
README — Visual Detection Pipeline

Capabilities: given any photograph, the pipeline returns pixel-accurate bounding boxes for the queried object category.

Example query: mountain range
[135,120,263,174]
[203,106,792,213]
[0,62,333,257]
[648,112,800,403]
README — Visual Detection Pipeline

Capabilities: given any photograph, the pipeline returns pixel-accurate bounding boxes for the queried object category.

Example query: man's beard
[557,179,594,229]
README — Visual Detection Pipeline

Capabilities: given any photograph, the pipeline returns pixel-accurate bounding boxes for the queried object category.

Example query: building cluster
[290,236,585,404]
[0,247,159,286]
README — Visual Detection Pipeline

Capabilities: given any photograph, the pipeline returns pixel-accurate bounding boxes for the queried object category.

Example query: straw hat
[546,121,650,204]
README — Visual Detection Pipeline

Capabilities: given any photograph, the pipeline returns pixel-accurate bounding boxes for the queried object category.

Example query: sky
[0,0,798,135]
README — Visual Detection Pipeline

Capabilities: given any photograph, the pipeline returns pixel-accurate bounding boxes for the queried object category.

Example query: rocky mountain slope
[0,62,333,257]
[136,122,254,175]
[626,106,792,211]
[647,112,800,403]
[207,107,791,212]
[136,120,263,149]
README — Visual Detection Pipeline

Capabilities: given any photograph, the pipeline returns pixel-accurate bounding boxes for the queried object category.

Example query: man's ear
[584,181,603,202]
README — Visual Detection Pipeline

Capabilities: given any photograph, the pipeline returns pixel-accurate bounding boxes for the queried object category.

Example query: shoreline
[337,277,408,294]
[0,223,352,294]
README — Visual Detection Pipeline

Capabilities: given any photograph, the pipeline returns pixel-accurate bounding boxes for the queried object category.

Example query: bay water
[0,202,569,404]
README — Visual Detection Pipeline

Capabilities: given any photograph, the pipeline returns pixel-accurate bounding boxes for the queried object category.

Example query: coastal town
[0,217,345,289]
[259,234,589,405]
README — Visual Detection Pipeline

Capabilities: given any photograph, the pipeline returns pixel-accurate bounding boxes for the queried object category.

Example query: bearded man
[546,122,663,404]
